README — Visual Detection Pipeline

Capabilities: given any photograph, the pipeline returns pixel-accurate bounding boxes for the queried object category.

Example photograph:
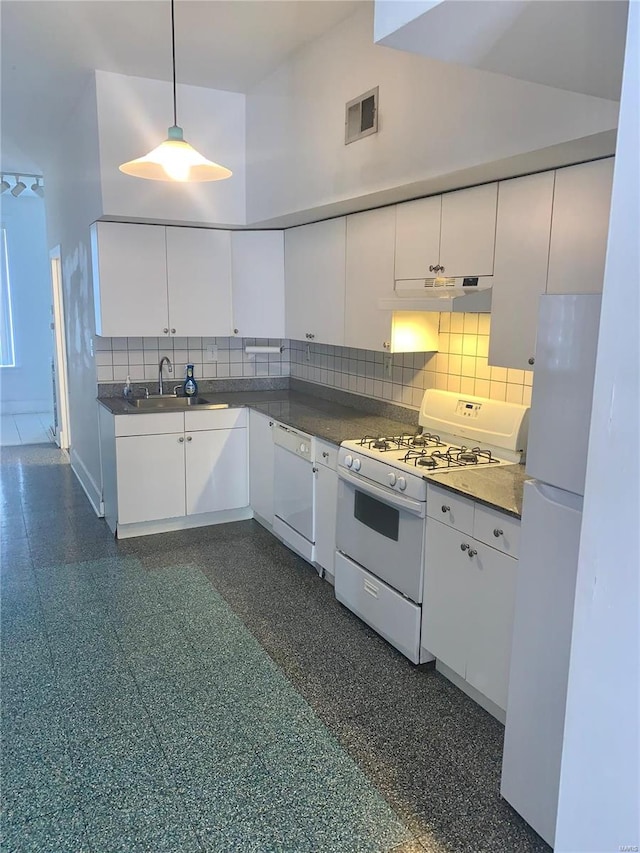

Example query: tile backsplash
[290,314,533,409]
[94,336,290,386]
[95,315,532,410]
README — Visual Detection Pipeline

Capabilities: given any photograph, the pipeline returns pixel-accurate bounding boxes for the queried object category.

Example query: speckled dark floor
[1,445,550,853]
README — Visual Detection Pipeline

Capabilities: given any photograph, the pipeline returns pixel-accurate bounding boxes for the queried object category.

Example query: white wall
[0,194,52,414]
[95,71,246,227]
[554,4,639,851]
[45,75,104,512]
[246,4,619,224]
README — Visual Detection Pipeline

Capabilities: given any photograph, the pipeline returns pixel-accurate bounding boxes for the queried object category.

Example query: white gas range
[334,389,530,664]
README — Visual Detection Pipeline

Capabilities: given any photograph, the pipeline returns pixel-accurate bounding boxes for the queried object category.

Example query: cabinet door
[315,463,338,575]
[421,517,470,678]
[547,159,614,295]
[465,542,517,711]
[92,222,168,337]
[345,208,395,352]
[116,432,185,524]
[248,410,275,525]
[285,218,346,346]
[394,196,442,281]
[166,227,233,337]
[185,427,248,515]
[231,231,285,338]
[488,172,555,370]
[439,183,497,278]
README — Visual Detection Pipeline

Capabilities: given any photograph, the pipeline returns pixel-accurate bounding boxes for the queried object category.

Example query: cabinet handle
[429,265,437,273]
[178,436,184,443]
[460,542,469,551]
[312,466,318,473]
[163,328,169,334]
[442,505,450,513]
[468,549,478,558]
[234,329,239,335]
[528,357,535,365]
[322,451,329,458]
[186,435,192,442]
[305,333,315,340]
[269,421,273,427]
[493,528,503,538]
[171,328,176,334]
[439,265,445,273]
[383,341,390,350]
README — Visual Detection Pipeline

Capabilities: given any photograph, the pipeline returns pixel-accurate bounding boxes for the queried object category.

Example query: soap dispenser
[183,364,198,398]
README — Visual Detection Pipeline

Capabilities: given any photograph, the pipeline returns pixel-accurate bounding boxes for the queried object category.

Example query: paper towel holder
[244,345,284,355]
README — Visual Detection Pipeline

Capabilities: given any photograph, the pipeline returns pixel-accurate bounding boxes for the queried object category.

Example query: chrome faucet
[158,356,173,395]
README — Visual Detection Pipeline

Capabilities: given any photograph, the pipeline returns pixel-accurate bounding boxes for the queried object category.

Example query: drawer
[334,552,421,664]
[115,412,184,437]
[315,438,338,470]
[427,484,474,532]
[473,504,520,558]
[184,407,247,432]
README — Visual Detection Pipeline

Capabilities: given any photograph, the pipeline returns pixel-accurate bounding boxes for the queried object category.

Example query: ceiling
[0,0,361,174]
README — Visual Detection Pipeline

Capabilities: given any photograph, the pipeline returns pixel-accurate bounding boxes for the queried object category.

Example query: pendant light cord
[171,0,177,127]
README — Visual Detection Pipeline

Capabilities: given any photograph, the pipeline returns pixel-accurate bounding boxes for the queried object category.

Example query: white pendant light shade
[118,0,232,184]
[119,125,232,182]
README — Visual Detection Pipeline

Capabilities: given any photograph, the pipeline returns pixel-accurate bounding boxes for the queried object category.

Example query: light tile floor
[0,412,53,446]
[0,445,551,853]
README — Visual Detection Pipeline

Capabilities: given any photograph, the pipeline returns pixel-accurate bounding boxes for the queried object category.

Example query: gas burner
[373,439,389,450]
[417,456,438,468]
[459,451,478,464]
[411,435,427,446]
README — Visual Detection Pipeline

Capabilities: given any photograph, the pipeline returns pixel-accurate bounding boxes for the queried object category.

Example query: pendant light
[119,0,232,183]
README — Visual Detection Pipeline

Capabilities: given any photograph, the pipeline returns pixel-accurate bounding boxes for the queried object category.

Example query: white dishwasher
[272,424,316,563]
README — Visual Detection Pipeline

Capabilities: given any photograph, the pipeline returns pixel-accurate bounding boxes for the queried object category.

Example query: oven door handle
[338,468,425,518]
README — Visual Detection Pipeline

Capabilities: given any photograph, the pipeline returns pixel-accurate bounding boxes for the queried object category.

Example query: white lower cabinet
[248,410,275,526]
[102,408,249,537]
[422,484,519,716]
[313,439,339,577]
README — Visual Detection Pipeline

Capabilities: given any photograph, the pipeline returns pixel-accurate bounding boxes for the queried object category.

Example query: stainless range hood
[379,276,493,313]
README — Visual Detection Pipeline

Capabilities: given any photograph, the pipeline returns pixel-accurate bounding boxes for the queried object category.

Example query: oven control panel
[456,400,482,418]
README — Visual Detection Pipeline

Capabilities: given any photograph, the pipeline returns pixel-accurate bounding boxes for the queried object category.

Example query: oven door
[336,469,425,603]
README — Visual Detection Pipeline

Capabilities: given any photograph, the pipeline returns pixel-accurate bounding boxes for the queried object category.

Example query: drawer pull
[493,528,504,538]
[364,580,379,598]
[468,549,478,558]
[442,505,450,513]
[322,451,329,458]
[460,542,469,552]
[178,436,184,443]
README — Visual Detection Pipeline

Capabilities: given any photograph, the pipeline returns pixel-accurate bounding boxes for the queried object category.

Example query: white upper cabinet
[439,183,498,278]
[546,158,614,294]
[166,227,232,337]
[489,171,555,371]
[92,222,233,338]
[394,183,498,281]
[489,158,614,370]
[231,231,285,338]
[92,222,168,338]
[285,217,346,346]
[345,207,396,352]
[394,196,442,281]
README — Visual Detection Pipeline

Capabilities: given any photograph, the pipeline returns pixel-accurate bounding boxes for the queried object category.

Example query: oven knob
[388,472,397,486]
[345,455,353,468]
[397,476,407,491]
[353,458,361,471]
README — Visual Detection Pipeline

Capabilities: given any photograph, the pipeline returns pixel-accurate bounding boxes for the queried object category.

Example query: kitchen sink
[127,396,228,410]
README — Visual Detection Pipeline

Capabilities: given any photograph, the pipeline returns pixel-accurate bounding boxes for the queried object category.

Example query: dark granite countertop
[423,464,530,519]
[97,390,412,447]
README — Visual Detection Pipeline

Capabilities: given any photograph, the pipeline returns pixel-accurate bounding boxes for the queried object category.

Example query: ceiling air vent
[345,87,378,145]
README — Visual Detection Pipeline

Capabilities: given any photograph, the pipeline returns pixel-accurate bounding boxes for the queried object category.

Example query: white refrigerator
[500,294,602,848]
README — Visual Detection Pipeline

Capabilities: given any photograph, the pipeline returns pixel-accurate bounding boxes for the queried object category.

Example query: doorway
[49,245,70,451]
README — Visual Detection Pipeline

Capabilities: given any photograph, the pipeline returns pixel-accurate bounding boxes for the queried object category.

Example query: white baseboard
[116,506,253,539]
[435,660,506,724]
[70,449,103,517]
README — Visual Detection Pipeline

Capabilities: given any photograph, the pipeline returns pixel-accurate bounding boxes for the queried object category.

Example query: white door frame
[49,245,70,450]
